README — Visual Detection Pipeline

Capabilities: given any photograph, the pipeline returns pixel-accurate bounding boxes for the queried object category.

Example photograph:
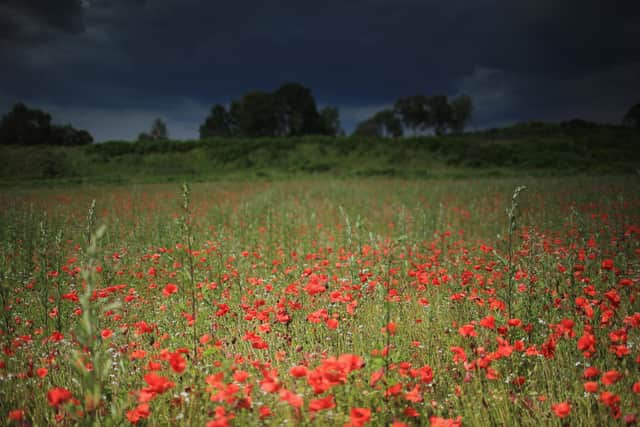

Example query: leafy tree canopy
[353,109,403,138]
[623,102,640,129]
[0,103,93,145]
[138,118,168,141]
[199,82,339,138]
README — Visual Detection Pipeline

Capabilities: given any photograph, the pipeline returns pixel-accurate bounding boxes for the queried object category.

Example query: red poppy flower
[369,369,384,387]
[348,407,371,426]
[258,406,272,419]
[143,372,175,394]
[583,366,600,379]
[233,370,249,383]
[584,382,598,393]
[429,415,462,426]
[289,365,308,378]
[552,401,571,418]
[162,283,178,297]
[327,318,339,330]
[479,315,496,330]
[309,395,335,412]
[458,323,476,337]
[601,370,622,386]
[168,352,186,374]
[47,387,73,407]
[126,403,151,424]
[8,409,25,421]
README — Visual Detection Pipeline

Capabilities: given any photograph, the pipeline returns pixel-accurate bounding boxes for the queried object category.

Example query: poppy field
[0,177,639,426]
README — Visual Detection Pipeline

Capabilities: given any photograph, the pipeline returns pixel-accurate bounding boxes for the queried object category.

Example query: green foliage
[0,103,93,146]
[230,91,281,137]
[199,104,236,138]
[1,123,639,185]
[0,177,637,425]
[354,109,403,138]
[319,106,343,136]
[200,82,338,138]
[138,118,169,141]
[623,102,640,128]
[273,82,324,136]
[449,95,473,133]
[393,94,473,135]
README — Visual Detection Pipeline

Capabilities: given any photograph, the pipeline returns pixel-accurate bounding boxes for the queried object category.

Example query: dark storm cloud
[0,0,85,43]
[1,0,639,140]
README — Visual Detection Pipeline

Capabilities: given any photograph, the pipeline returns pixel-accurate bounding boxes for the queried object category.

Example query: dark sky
[1,0,639,141]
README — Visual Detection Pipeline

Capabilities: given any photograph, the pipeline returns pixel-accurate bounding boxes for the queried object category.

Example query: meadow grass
[0,176,638,426]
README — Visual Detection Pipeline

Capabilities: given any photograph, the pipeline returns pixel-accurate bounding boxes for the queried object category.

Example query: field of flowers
[0,177,638,426]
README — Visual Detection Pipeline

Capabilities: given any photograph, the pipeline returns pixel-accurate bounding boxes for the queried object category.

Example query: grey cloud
[456,67,518,125]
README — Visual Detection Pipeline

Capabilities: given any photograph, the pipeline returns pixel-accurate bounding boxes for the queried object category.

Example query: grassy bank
[1,123,638,186]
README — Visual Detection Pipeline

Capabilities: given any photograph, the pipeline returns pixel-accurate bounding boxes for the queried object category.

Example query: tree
[394,95,431,134]
[319,106,343,136]
[353,118,380,137]
[200,104,236,138]
[150,118,168,140]
[0,103,93,145]
[0,103,53,145]
[51,125,93,146]
[273,82,323,136]
[623,102,640,129]
[448,95,473,133]
[138,118,168,141]
[427,95,452,136]
[353,109,403,138]
[230,91,280,137]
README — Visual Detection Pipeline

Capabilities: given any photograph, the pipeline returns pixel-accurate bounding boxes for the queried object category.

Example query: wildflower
[601,259,614,270]
[369,369,384,387]
[583,366,600,379]
[258,406,272,419]
[168,352,186,374]
[347,407,371,426]
[309,395,335,412]
[327,318,339,330]
[601,370,622,386]
[162,283,178,297]
[552,401,571,418]
[8,409,25,422]
[47,387,73,407]
[289,365,308,378]
[429,415,462,426]
[458,323,476,337]
[584,382,598,393]
[279,389,303,408]
[143,372,175,394]
[126,403,150,424]
[479,315,496,330]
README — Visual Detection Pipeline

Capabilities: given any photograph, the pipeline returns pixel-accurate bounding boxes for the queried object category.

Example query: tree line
[354,94,473,138]
[1,88,639,146]
[197,83,474,139]
[0,103,93,146]
[198,82,342,138]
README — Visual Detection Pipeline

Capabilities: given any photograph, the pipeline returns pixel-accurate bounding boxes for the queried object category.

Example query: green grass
[0,176,638,425]
[1,123,638,186]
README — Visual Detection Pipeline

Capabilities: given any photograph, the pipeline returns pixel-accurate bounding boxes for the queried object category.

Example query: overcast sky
[1,0,639,141]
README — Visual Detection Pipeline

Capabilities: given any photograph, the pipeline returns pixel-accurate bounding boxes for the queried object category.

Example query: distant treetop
[0,103,93,146]
[623,102,640,129]
[199,82,342,139]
